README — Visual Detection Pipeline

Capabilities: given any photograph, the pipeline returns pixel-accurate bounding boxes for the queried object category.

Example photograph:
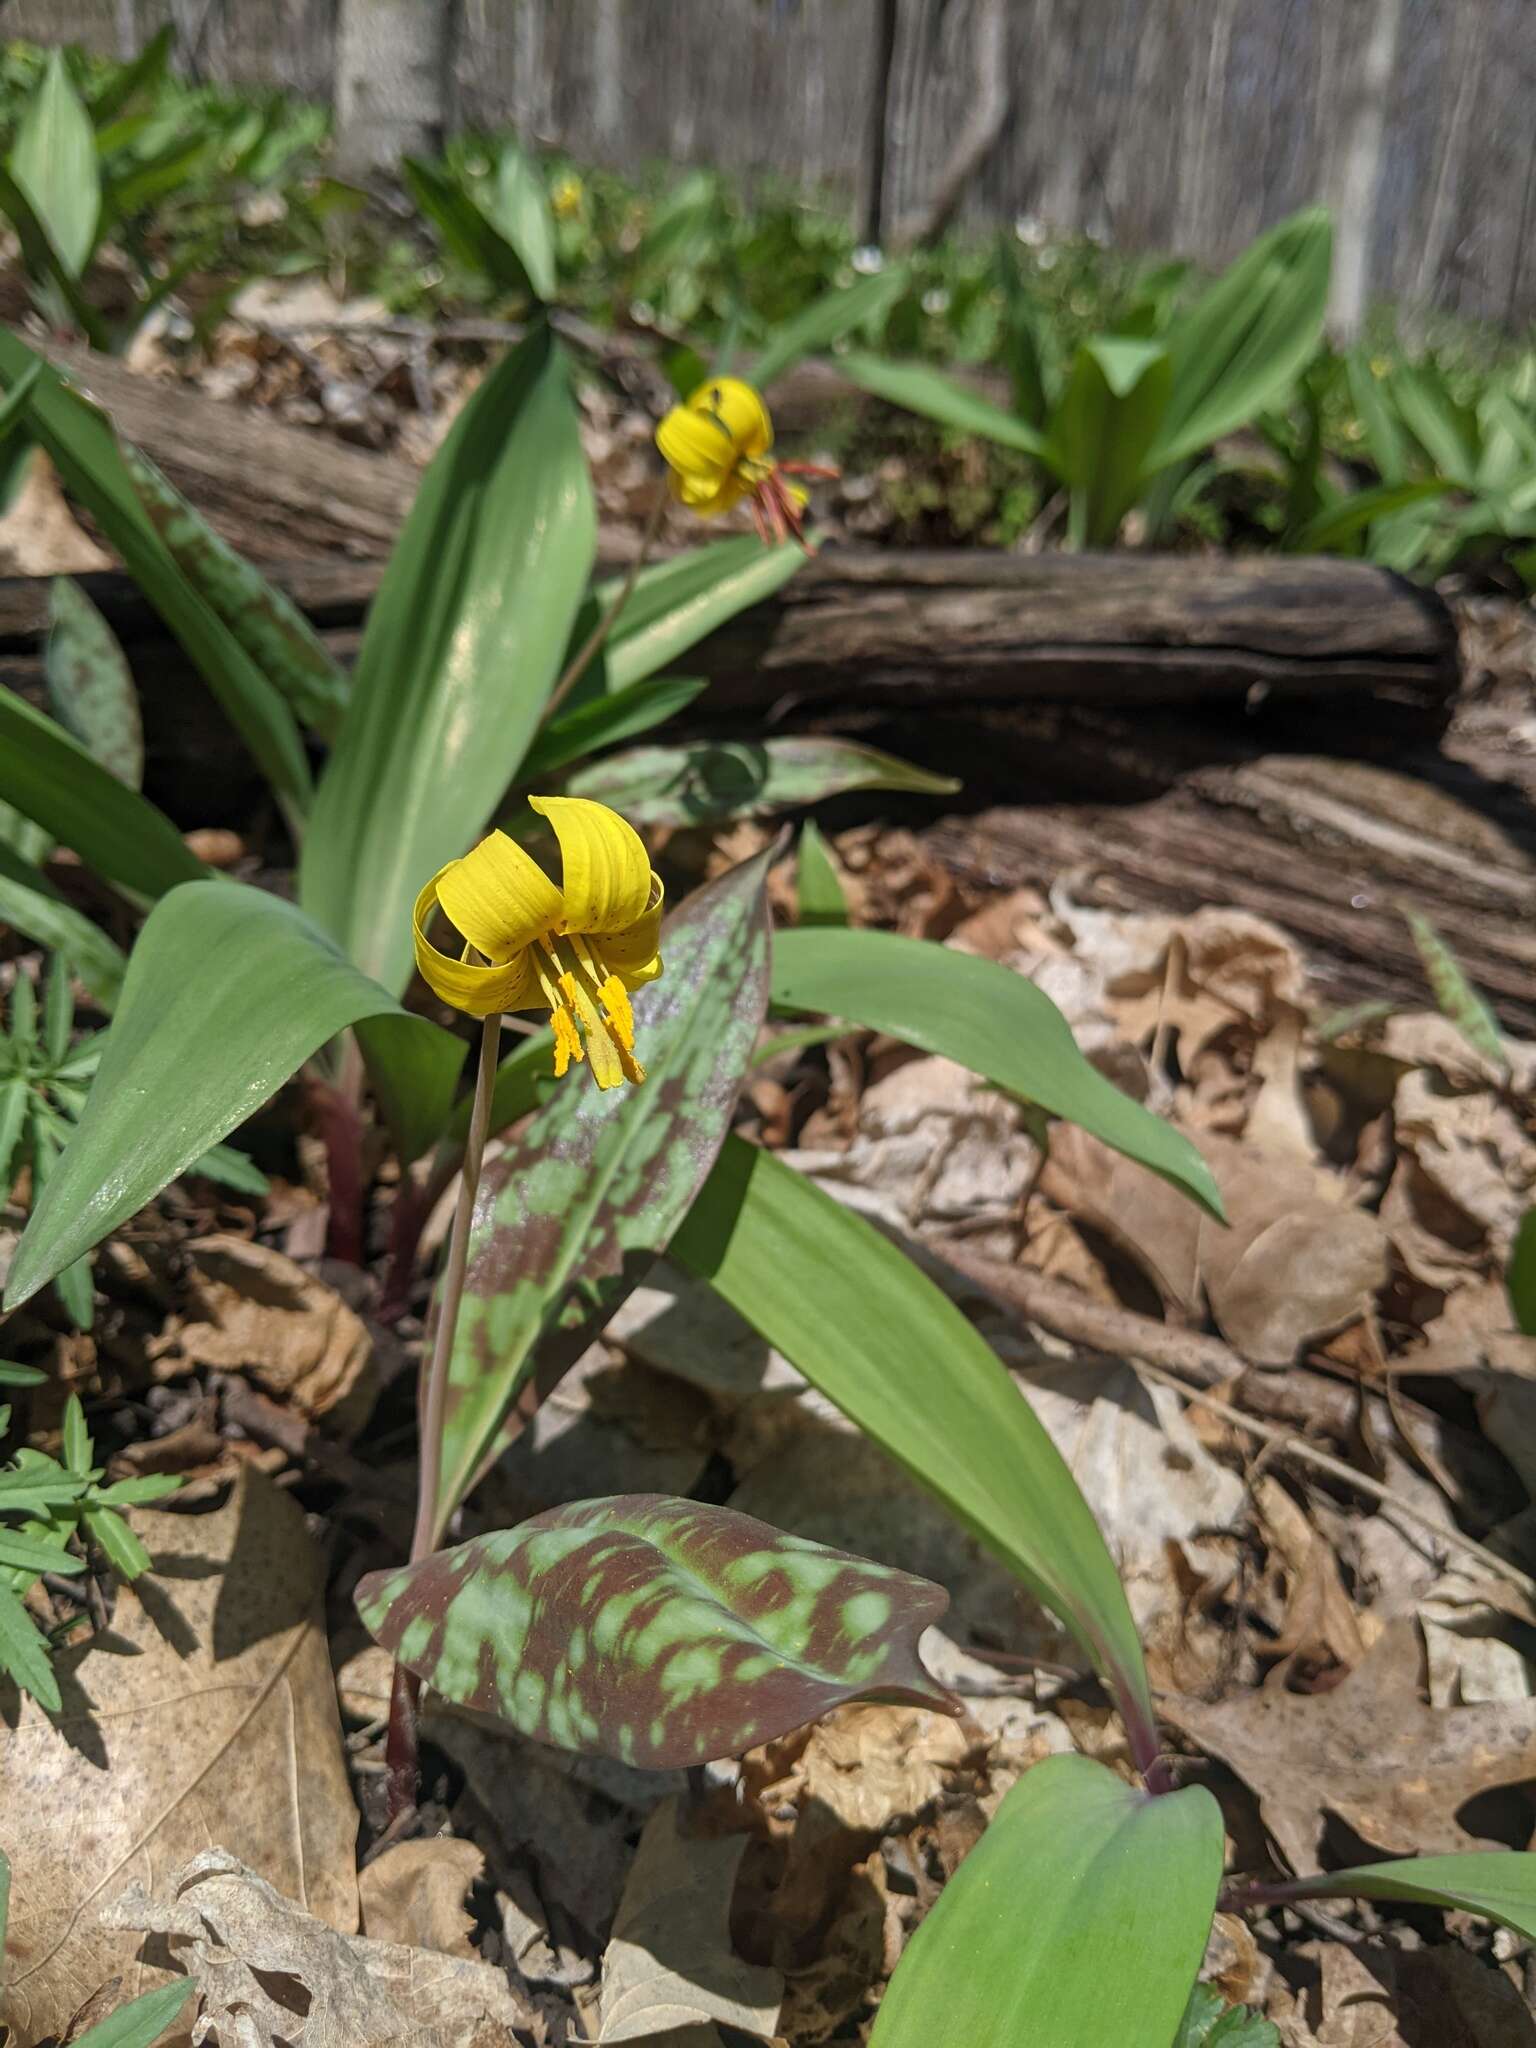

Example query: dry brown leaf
[1108,907,1309,1066]
[597,1800,783,2044]
[754,1703,973,1836]
[0,449,113,575]
[0,1469,358,2045]
[1255,1477,1366,1680]
[157,1234,380,1431]
[1165,1621,1536,1874]
[1272,1940,1536,2048]
[358,1838,484,1956]
[102,1848,524,2048]
[1199,1140,1388,1366]
[1039,1120,1203,1312]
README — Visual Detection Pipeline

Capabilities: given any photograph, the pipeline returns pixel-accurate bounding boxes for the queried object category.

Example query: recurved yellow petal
[531,794,655,935]
[655,403,736,487]
[686,376,773,458]
[436,830,564,961]
[599,877,665,988]
[413,874,541,1016]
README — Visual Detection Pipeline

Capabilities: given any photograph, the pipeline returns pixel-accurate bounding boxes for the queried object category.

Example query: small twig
[1127,1355,1536,1601]
[539,490,668,727]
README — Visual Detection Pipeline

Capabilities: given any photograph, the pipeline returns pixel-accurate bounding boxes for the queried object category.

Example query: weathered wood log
[0,547,1460,720]
[921,722,1536,1035]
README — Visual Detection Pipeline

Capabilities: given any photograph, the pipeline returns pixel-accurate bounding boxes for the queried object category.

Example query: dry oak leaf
[357,1837,484,1956]
[102,1848,525,2048]
[0,1468,359,2046]
[1164,1621,1536,1876]
[598,1799,783,2044]
[160,1235,379,1431]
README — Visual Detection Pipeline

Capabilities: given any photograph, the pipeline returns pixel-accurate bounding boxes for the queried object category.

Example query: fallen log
[0,547,1459,720]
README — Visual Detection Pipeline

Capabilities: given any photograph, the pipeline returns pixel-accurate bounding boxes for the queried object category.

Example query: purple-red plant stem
[1118,1680,1174,1796]
[310,1079,366,1267]
[384,1012,501,1821]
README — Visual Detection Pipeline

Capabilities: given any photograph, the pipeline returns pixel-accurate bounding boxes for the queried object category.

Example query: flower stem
[540,488,667,726]
[384,1009,501,1822]
[409,1010,502,1563]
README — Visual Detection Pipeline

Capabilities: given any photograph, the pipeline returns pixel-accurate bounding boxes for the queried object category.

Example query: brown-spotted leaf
[356,1494,955,1769]
[433,850,771,1539]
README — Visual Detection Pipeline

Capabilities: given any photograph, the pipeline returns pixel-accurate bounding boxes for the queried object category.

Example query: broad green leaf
[0,840,127,1008]
[436,852,772,1533]
[1509,1208,1536,1337]
[10,51,100,278]
[123,448,348,742]
[1152,208,1332,468]
[403,156,543,299]
[61,1392,90,1475]
[672,1138,1156,1733]
[771,928,1223,1216]
[1289,479,1452,553]
[72,1977,195,2048]
[189,1141,270,1196]
[0,166,110,348]
[0,1580,57,1709]
[871,1754,1223,2047]
[796,820,848,927]
[1282,1850,1536,1942]
[0,687,203,900]
[562,536,803,706]
[1346,349,1408,482]
[4,881,464,1308]
[519,676,707,783]
[1391,363,1479,484]
[1173,1985,1279,2047]
[489,143,557,300]
[837,350,1047,456]
[88,25,175,127]
[83,1504,152,1580]
[0,1362,47,1387]
[566,737,958,829]
[1047,337,1172,546]
[1403,906,1507,1072]
[299,322,595,993]
[754,266,907,386]
[0,1527,83,1574]
[358,1494,953,1766]
[46,577,143,787]
[0,333,312,816]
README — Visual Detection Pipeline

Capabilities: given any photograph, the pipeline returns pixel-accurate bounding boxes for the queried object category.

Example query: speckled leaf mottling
[356,1494,955,1767]
[432,852,772,1539]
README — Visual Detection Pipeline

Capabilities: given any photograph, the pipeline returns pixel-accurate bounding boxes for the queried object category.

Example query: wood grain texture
[17,0,1536,326]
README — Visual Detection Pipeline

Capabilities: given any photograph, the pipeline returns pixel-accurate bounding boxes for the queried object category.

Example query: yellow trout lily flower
[654,375,836,550]
[551,170,583,220]
[413,796,663,1091]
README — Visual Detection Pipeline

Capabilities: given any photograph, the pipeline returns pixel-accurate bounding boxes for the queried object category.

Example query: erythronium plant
[1,309,1513,2038]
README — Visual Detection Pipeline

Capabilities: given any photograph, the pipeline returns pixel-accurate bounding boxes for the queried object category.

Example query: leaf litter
[10,684,1536,2040]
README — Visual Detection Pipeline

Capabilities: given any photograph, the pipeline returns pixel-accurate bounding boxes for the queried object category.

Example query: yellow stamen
[570,936,637,1052]
[558,968,624,1090]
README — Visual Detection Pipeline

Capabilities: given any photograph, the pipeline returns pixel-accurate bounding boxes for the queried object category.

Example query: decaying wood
[922,724,1536,1034]
[0,544,1459,717]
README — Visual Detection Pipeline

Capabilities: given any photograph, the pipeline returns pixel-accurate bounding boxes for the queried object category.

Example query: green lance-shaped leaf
[489,142,558,301]
[871,1754,1224,2048]
[1402,905,1508,1073]
[771,927,1222,1216]
[46,576,143,787]
[1151,207,1333,469]
[558,534,804,707]
[0,332,312,817]
[10,50,100,279]
[1046,336,1172,547]
[837,350,1049,456]
[434,850,772,1536]
[299,320,595,994]
[403,155,546,301]
[122,447,349,742]
[753,265,908,386]
[0,687,203,902]
[357,1494,954,1768]
[796,820,848,928]
[566,737,958,830]
[1275,1850,1536,1943]
[672,1137,1157,1747]
[4,880,464,1309]
[70,1977,196,2048]
[518,675,707,783]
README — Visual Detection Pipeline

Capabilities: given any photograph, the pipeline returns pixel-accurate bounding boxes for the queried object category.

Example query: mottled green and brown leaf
[356,1495,954,1768]
[433,850,771,1538]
